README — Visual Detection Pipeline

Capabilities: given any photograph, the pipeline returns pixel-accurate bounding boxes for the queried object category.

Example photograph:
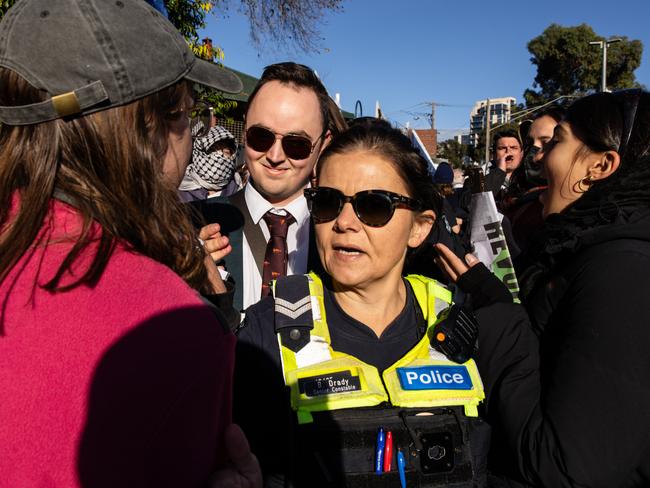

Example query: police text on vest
[397,365,472,390]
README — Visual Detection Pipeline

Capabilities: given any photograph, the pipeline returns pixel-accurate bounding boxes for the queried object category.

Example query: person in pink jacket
[0,1,258,487]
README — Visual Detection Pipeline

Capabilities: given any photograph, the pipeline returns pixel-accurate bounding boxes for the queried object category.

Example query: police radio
[431,305,478,364]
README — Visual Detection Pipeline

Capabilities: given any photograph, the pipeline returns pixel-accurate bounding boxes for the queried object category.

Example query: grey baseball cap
[0,0,243,125]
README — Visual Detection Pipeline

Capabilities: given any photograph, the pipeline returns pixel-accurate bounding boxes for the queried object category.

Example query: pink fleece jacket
[0,198,235,487]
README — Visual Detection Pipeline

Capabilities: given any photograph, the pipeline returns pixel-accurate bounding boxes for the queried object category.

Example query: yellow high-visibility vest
[274,273,485,424]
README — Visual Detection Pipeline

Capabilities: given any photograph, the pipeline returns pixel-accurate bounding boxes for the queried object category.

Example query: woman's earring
[575,174,593,194]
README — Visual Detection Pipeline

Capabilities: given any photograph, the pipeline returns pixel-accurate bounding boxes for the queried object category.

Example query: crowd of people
[1,1,649,488]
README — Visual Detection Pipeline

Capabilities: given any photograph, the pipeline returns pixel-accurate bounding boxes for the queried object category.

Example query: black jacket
[471,207,650,487]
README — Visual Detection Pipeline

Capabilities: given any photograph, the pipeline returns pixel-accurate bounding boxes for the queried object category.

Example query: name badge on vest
[298,370,361,397]
[397,365,472,391]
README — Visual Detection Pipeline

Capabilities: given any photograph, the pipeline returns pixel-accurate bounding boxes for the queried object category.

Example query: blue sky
[200,0,650,141]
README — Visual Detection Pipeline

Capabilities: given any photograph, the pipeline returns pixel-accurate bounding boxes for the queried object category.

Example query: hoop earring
[575,174,592,194]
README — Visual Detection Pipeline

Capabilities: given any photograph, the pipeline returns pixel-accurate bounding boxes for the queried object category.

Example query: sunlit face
[495,136,523,174]
[315,151,434,291]
[162,94,194,187]
[527,115,558,164]
[245,81,327,206]
[541,122,599,218]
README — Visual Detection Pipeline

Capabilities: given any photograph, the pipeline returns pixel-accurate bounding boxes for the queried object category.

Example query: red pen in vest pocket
[383,431,393,472]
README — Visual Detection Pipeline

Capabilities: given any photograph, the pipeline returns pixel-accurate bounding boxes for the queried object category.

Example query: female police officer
[234,119,492,487]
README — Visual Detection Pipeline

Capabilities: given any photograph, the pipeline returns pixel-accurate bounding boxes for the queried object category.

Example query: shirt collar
[244,180,310,227]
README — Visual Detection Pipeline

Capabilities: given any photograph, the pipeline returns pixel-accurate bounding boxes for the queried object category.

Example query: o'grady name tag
[298,370,361,397]
[397,365,472,391]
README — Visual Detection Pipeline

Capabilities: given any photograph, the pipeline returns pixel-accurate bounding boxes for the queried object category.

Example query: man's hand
[210,424,262,488]
[496,154,509,172]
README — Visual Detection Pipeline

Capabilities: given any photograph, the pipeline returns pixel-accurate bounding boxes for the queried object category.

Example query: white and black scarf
[179,122,237,192]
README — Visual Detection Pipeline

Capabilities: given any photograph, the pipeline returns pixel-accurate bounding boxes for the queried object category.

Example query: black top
[470,207,650,487]
[323,280,420,372]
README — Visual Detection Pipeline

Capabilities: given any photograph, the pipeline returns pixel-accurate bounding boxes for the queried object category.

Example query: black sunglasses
[245,126,323,160]
[304,187,422,227]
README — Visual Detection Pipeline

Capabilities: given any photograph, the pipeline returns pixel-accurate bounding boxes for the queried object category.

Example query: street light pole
[484,99,491,168]
[589,38,621,92]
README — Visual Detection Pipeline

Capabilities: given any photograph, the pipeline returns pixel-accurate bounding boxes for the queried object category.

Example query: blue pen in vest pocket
[375,427,385,473]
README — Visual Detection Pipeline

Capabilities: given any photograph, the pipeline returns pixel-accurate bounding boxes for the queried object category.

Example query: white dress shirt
[241,183,311,310]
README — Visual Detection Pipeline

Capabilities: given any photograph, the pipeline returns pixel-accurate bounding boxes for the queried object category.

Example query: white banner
[469,192,520,301]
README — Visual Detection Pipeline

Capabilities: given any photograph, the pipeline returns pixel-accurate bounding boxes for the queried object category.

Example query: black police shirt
[323,280,421,373]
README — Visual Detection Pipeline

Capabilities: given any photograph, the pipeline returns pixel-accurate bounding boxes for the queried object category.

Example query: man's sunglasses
[304,187,422,227]
[245,126,324,160]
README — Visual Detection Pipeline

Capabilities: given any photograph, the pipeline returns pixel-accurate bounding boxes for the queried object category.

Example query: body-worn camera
[298,406,476,487]
[431,305,478,364]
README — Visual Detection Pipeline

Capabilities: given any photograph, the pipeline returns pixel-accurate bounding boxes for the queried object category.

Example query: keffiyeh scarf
[179,122,237,192]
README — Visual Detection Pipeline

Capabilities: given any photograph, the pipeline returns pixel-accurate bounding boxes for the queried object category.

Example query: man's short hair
[492,129,521,153]
[246,62,330,133]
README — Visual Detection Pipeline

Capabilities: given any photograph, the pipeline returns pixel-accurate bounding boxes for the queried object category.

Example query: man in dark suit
[196,63,331,312]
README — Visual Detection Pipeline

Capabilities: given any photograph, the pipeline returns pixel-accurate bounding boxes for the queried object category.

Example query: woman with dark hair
[437,90,650,487]
[505,106,566,261]
[0,1,258,486]
[234,120,490,487]
[510,104,566,199]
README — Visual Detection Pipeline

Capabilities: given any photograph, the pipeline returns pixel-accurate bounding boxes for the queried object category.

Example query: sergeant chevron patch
[275,296,312,319]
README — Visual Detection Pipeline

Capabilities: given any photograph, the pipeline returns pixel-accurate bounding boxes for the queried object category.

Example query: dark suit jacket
[189,189,322,311]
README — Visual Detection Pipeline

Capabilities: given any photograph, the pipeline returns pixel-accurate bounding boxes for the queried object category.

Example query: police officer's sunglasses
[245,126,324,160]
[304,187,422,227]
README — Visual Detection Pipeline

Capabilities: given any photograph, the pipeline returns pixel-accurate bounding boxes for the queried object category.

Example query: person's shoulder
[551,236,650,319]
[237,295,275,341]
[573,237,650,282]
[587,237,650,260]
[100,245,213,317]
[235,296,282,369]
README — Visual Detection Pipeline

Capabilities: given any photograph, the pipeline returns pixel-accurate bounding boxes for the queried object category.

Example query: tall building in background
[469,97,516,146]
[454,133,472,145]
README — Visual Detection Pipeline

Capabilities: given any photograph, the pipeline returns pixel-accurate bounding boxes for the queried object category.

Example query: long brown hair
[0,69,208,294]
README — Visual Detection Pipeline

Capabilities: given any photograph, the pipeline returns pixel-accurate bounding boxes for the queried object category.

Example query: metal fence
[216,119,245,144]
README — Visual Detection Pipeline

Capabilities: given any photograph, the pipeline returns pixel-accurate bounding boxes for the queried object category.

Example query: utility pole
[430,102,436,130]
[589,38,621,92]
[484,99,491,167]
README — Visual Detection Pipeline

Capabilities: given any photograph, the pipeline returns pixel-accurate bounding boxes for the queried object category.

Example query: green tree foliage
[525,24,643,105]
[166,1,215,45]
[163,1,236,117]
[0,0,14,18]
[437,139,469,168]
